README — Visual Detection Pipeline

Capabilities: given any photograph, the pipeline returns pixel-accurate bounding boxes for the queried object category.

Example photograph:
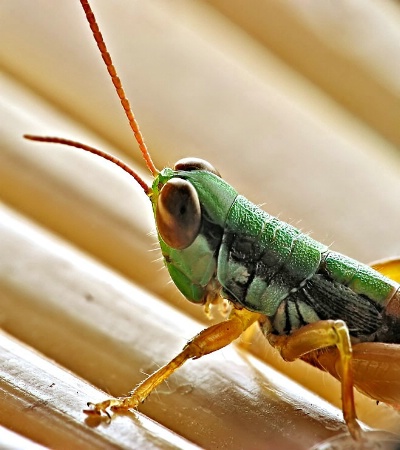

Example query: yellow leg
[84,307,261,417]
[267,319,362,441]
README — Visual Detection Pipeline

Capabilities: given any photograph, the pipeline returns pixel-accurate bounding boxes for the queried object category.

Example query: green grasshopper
[25,0,400,441]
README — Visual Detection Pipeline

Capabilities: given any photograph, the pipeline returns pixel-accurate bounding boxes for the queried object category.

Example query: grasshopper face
[150,158,235,304]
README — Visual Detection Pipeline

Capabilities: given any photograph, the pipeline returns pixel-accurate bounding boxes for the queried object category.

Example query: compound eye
[156,178,201,250]
[174,158,221,177]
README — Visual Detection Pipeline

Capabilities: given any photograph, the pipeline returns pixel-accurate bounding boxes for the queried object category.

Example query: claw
[83,400,113,421]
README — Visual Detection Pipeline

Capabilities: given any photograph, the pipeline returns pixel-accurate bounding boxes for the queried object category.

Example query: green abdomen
[217,195,400,342]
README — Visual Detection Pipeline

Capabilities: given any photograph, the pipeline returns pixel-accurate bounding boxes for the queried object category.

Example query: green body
[152,167,400,343]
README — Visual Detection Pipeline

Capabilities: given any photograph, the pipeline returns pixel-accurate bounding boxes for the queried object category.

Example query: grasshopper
[25,0,400,441]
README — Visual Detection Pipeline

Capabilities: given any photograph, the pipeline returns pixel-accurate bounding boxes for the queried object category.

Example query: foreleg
[85,307,261,418]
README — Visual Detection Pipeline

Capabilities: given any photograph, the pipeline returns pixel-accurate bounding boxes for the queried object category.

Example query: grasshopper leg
[265,319,362,441]
[84,307,261,417]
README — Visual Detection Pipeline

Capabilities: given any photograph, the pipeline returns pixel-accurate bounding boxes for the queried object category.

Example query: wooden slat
[204,0,400,148]
[0,328,199,449]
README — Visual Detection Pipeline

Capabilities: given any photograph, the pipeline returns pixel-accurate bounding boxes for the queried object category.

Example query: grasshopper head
[150,158,237,304]
[24,3,235,308]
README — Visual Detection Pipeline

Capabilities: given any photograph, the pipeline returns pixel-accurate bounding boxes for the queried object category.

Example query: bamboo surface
[1,1,400,449]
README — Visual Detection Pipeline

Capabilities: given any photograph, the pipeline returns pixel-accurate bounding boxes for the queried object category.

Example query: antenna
[25,0,160,195]
[79,0,158,176]
[24,135,151,194]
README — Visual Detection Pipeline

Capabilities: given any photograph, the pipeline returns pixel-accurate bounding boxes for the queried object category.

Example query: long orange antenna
[80,0,158,176]
[24,135,151,194]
